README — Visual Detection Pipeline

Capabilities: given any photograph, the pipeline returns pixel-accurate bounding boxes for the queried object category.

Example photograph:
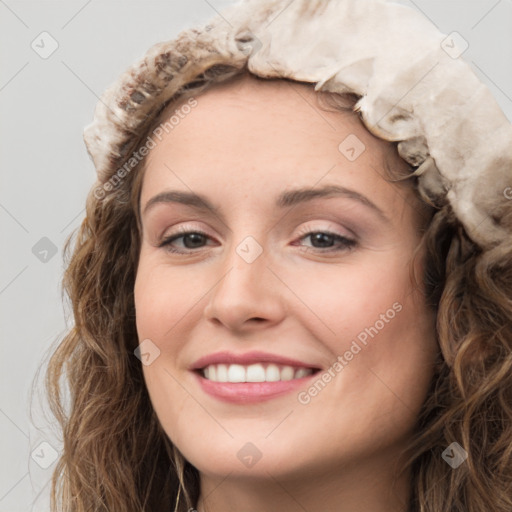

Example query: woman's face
[134,74,438,484]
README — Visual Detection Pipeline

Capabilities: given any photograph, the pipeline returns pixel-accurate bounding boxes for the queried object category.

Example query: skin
[133,73,439,512]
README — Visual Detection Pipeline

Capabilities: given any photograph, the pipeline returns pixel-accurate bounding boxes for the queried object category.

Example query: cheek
[134,260,209,446]
[289,252,437,410]
[134,256,203,342]
[277,253,418,350]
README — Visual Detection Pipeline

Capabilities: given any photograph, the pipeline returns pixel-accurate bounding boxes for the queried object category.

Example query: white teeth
[246,364,266,382]
[201,363,314,382]
[280,366,295,381]
[227,364,245,382]
[266,364,281,382]
[217,364,228,382]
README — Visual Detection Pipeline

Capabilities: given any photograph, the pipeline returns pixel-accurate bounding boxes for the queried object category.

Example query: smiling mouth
[199,363,320,383]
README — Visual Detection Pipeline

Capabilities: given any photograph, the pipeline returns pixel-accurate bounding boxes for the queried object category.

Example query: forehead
[140,74,411,213]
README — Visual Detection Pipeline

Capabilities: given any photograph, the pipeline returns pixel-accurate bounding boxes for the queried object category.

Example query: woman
[46,0,512,511]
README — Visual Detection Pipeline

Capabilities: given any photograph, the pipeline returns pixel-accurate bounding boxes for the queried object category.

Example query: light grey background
[1,1,511,510]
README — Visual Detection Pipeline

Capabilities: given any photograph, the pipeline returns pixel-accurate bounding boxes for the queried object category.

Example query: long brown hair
[44,65,512,512]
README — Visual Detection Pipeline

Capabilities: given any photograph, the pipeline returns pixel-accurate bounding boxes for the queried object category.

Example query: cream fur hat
[83,0,512,250]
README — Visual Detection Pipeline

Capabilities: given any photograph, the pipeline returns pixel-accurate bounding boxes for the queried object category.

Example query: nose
[203,238,286,332]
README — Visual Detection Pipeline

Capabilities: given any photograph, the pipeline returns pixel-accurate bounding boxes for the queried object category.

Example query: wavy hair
[44,63,512,512]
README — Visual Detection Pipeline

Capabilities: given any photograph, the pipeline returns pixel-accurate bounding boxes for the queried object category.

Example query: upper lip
[190,350,321,371]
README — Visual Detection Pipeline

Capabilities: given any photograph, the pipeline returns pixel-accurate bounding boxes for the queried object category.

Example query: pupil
[312,233,333,247]
[185,233,205,248]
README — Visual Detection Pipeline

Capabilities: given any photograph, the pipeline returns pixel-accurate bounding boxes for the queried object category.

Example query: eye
[159,225,215,254]
[293,226,357,254]
[158,225,357,255]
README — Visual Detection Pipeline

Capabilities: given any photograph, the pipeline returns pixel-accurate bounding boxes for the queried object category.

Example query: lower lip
[193,371,317,403]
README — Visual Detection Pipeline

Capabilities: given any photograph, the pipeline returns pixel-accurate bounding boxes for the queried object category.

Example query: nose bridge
[220,213,272,282]
[219,232,271,299]
[204,229,284,327]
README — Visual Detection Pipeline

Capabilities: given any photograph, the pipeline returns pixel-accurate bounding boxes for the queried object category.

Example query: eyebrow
[142,184,390,223]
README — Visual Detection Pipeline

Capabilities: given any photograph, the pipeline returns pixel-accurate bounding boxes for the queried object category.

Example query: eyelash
[158,224,357,255]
